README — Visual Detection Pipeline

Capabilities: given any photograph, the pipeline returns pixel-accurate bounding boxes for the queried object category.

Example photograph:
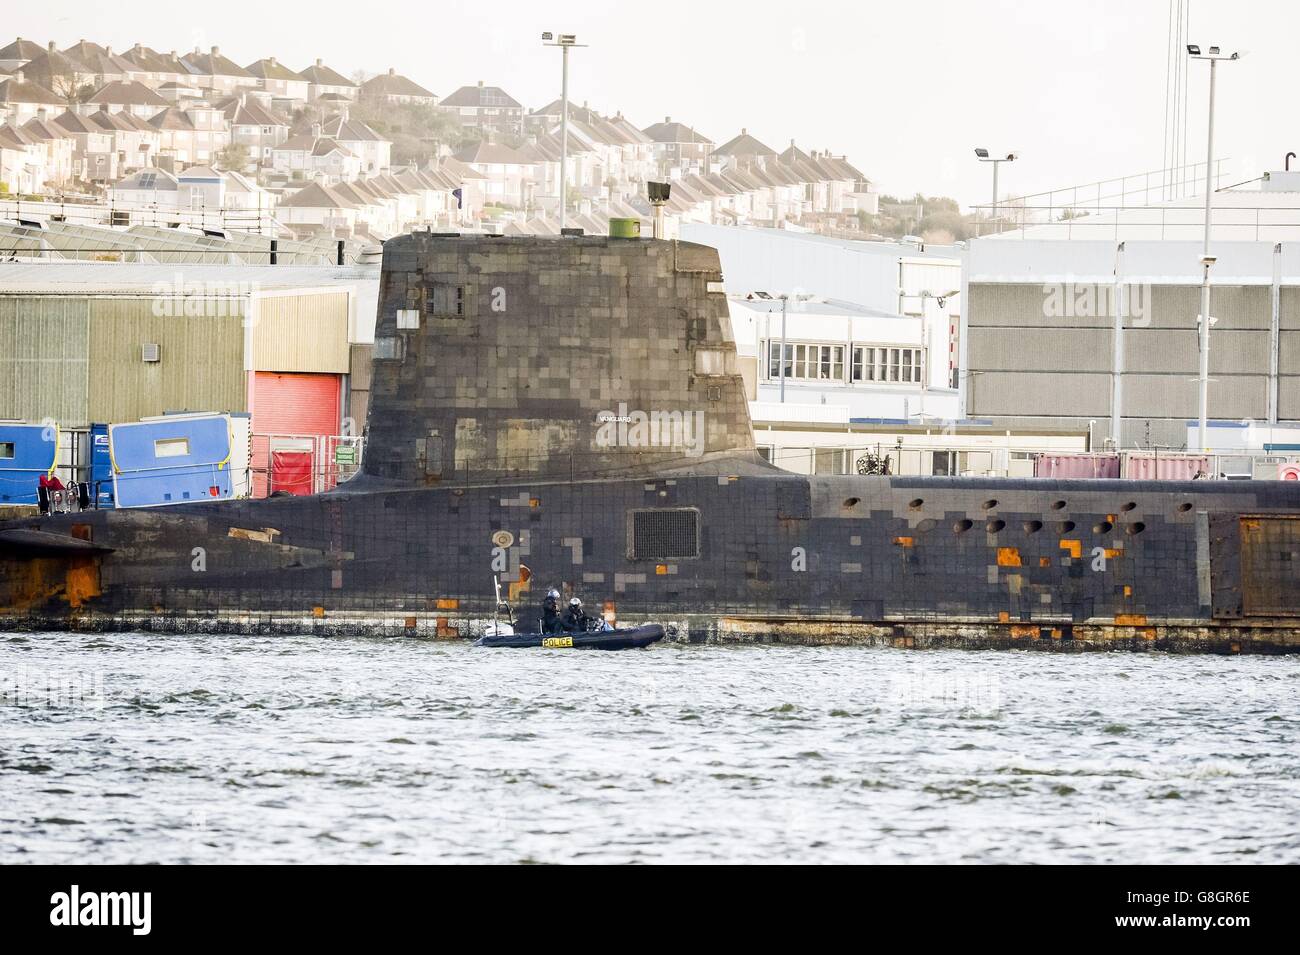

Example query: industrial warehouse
[0,255,378,502]
[964,169,1300,473]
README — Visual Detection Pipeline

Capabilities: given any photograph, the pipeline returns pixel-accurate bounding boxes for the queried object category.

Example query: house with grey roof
[0,37,43,73]
[358,68,436,105]
[276,180,362,236]
[272,128,362,184]
[107,166,179,210]
[11,42,97,98]
[63,41,147,87]
[84,79,170,119]
[51,107,117,181]
[223,96,290,164]
[20,112,75,185]
[439,81,524,137]
[85,105,161,172]
[245,57,309,103]
[320,113,390,174]
[148,103,231,168]
[299,59,357,102]
[0,70,64,124]
[120,44,190,87]
[454,140,536,209]
[0,121,50,193]
[181,46,257,94]
[641,116,714,176]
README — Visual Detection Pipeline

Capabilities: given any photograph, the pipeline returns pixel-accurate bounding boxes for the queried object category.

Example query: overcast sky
[10,0,1294,207]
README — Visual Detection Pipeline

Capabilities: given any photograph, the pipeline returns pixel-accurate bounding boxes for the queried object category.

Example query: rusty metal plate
[1240,515,1300,617]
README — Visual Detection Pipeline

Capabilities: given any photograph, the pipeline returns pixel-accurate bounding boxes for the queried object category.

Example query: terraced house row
[0,36,877,240]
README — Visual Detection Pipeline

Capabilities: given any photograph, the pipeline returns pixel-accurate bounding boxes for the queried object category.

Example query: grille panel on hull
[630,508,700,560]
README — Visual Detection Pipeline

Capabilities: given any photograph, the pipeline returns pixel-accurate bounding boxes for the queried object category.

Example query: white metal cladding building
[964,183,1300,451]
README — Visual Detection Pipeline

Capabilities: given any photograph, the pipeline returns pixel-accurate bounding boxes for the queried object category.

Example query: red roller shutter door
[251,372,341,496]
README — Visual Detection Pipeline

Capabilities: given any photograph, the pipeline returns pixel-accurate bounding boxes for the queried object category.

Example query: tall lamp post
[542,32,586,230]
[974,148,1018,228]
[1187,44,1239,453]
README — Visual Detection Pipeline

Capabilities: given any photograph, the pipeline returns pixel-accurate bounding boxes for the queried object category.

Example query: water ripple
[0,632,1297,863]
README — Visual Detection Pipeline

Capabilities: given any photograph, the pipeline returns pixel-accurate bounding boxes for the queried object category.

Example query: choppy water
[1,631,1297,864]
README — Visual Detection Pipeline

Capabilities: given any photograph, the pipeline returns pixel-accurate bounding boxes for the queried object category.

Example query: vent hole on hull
[1121,501,1137,512]
[1126,522,1146,535]
[954,519,973,533]
[1178,502,1193,512]
[1094,521,1113,534]
[983,499,998,510]
[843,497,861,508]
[916,518,938,533]
[986,519,1005,533]
[908,498,924,510]
[1057,521,1076,533]
[1023,520,1043,533]
[1051,500,1067,511]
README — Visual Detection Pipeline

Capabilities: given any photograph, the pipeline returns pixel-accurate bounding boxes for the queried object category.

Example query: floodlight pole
[1189,46,1238,452]
[543,34,587,230]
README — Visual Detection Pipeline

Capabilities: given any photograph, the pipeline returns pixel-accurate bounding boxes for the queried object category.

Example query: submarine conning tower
[362,233,758,484]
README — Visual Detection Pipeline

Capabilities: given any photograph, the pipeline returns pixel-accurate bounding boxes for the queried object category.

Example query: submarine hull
[3,470,1300,653]
[3,234,1300,652]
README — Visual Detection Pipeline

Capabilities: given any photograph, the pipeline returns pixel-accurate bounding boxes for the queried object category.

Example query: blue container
[109,414,235,509]
[0,422,58,505]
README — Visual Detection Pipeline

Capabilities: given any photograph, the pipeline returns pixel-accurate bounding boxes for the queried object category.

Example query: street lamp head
[1005,152,1018,161]
[1200,253,1217,266]
[1188,44,1242,60]
[541,31,553,41]
[974,147,989,158]
[558,34,578,45]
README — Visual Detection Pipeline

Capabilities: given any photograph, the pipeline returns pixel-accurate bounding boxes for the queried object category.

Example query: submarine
[1,233,1299,654]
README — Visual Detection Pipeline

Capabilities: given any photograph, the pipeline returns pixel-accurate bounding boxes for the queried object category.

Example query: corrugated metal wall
[253,292,350,373]
[968,282,1275,446]
[0,296,90,425]
[1,287,353,430]
[87,298,246,425]
[1279,287,1300,419]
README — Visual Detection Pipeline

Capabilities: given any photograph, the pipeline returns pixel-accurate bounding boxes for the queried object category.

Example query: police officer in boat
[542,588,563,634]
[561,597,590,633]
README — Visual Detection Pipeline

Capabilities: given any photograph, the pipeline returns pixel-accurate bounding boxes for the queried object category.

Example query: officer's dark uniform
[542,593,562,634]
[561,604,588,633]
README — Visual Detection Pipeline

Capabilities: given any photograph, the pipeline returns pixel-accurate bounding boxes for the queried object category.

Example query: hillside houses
[0,33,877,242]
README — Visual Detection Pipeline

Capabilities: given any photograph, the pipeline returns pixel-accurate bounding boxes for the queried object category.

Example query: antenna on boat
[492,574,514,631]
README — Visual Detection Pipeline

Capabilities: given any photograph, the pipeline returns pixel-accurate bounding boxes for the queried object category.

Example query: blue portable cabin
[0,421,59,505]
[108,414,236,509]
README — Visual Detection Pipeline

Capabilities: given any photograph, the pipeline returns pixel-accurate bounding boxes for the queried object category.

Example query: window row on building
[764,341,924,385]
